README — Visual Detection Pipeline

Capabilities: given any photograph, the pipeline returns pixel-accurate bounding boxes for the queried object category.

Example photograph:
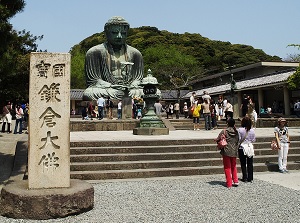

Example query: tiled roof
[184,70,295,98]
[161,90,190,99]
[70,89,84,100]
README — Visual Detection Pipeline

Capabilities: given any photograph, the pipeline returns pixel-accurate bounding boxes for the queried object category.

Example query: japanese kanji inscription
[29,53,70,189]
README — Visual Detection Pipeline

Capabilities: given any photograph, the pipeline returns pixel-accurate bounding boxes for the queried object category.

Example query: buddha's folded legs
[83,87,123,100]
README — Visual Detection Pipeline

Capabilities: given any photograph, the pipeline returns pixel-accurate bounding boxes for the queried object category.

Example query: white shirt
[97,97,105,107]
[15,107,24,119]
[190,95,195,105]
[223,99,227,108]
[118,101,122,110]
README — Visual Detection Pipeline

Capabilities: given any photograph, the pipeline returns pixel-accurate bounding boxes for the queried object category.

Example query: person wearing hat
[274,117,290,173]
[183,102,189,118]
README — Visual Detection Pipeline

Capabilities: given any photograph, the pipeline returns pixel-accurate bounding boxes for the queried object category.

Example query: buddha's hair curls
[104,16,130,31]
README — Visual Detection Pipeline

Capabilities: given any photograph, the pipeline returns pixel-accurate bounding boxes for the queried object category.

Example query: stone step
[169,122,229,130]
[70,152,300,163]
[70,159,225,171]
[70,136,300,148]
[70,154,300,171]
[70,151,222,162]
[70,142,300,154]
[70,161,300,180]
[71,144,215,154]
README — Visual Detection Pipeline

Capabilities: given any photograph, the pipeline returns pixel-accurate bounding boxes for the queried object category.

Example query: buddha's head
[104,16,130,47]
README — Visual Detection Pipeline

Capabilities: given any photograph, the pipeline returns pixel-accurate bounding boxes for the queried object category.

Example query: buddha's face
[105,25,128,47]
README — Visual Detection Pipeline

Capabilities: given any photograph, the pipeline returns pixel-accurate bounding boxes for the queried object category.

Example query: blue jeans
[203,113,212,130]
[117,109,122,119]
[98,106,104,119]
[14,118,23,134]
[211,115,217,128]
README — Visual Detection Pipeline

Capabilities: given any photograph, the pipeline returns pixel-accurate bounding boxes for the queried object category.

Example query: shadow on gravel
[207,180,226,187]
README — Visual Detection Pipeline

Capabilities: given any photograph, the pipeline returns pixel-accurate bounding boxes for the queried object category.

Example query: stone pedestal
[122,96,132,119]
[0,179,94,220]
[133,127,169,135]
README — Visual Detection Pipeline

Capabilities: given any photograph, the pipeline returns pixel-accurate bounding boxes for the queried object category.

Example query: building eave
[197,61,299,82]
[184,70,295,98]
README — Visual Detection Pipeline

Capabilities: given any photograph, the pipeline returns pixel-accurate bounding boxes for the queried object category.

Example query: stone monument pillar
[0,53,94,220]
[28,53,70,188]
[122,88,133,119]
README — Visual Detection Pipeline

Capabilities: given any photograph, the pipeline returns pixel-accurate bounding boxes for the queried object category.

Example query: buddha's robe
[83,42,144,100]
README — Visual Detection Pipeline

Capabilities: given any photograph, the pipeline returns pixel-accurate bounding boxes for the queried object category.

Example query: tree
[70,45,85,89]
[287,44,300,90]
[0,0,43,105]
[70,26,283,90]
[143,45,204,100]
[285,44,300,62]
[287,65,300,90]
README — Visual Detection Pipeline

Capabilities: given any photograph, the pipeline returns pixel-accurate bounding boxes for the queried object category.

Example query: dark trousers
[175,110,179,119]
[242,108,248,117]
[1,122,11,132]
[14,118,23,134]
[184,111,188,118]
[238,149,253,181]
[211,115,217,128]
[98,106,104,119]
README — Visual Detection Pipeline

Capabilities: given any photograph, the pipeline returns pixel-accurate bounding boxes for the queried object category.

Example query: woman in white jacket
[238,116,256,183]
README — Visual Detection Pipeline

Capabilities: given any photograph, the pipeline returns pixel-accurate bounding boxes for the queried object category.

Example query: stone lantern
[133,69,169,135]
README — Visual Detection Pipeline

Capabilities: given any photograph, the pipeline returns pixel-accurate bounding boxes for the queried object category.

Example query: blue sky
[10,0,300,59]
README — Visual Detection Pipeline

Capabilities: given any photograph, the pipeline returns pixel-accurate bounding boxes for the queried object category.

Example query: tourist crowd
[1,101,29,134]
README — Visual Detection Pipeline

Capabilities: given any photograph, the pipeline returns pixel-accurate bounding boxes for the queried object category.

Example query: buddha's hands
[111,84,126,90]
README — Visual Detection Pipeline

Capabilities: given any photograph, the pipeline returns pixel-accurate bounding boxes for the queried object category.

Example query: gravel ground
[1,175,300,223]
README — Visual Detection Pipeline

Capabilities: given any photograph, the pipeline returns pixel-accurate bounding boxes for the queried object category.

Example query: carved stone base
[0,179,94,220]
[133,127,169,135]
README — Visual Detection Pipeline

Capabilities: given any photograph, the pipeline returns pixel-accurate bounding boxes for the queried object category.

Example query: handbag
[271,140,279,150]
[216,129,227,149]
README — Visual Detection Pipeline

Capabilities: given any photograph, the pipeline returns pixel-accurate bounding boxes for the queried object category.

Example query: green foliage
[287,44,300,89]
[143,45,202,89]
[0,0,24,19]
[70,44,85,89]
[70,26,282,90]
[288,63,300,90]
[0,0,43,105]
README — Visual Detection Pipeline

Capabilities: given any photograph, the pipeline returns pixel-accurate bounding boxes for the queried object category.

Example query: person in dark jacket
[216,118,239,188]
[81,106,88,120]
